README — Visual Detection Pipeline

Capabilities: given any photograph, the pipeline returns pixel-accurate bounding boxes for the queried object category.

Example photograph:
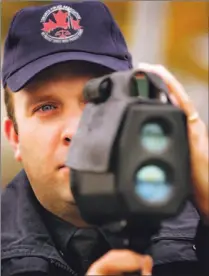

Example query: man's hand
[86,249,153,275]
[138,63,209,222]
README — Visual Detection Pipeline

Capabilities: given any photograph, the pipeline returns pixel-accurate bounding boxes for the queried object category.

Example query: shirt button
[193,244,196,250]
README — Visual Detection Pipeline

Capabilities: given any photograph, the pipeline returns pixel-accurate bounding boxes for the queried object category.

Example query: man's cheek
[20,138,40,162]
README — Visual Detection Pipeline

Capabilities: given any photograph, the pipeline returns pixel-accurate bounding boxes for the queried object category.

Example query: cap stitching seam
[100,3,132,69]
[9,9,26,71]
[100,4,119,55]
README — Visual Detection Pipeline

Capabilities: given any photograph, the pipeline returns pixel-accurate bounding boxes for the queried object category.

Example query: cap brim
[7,52,130,92]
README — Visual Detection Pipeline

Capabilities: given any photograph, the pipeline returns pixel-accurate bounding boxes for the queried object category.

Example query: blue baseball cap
[2,1,133,92]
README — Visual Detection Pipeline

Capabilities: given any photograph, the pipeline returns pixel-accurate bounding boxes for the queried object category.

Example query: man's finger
[86,249,153,275]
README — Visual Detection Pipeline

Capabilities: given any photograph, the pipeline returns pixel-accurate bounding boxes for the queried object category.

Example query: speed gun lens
[135,165,173,205]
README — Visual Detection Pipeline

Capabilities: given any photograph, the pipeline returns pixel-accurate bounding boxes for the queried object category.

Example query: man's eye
[36,104,57,112]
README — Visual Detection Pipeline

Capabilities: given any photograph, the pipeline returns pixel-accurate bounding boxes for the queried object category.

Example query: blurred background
[1,1,208,187]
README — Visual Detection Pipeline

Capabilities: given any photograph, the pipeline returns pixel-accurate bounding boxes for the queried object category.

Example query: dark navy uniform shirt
[1,170,208,276]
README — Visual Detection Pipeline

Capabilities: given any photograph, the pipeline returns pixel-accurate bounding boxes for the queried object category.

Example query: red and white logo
[40,5,83,43]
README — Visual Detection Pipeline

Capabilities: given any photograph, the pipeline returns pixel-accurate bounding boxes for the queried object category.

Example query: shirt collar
[42,207,112,274]
[42,207,77,254]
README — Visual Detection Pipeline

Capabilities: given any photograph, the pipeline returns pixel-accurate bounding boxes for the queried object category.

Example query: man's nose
[62,117,81,145]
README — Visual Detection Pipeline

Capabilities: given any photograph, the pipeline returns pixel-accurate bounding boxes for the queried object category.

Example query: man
[1,1,208,276]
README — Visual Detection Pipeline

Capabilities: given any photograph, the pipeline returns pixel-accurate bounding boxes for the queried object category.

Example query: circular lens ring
[134,162,173,206]
[140,118,171,153]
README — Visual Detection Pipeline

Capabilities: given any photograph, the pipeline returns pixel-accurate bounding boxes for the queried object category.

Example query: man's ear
[3,118,22,162]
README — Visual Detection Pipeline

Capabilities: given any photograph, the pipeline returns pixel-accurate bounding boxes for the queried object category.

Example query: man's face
[5,71,92,225]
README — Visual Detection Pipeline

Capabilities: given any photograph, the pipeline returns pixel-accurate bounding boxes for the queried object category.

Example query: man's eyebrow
[25,94,58,107]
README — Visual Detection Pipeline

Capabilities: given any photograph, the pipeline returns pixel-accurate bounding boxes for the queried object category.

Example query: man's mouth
[58,165,69,171]
[58,165,66,169]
